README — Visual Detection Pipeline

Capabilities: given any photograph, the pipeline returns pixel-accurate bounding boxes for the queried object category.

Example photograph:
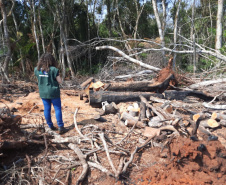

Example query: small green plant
[71,167,76,171]
[140,53,148,59]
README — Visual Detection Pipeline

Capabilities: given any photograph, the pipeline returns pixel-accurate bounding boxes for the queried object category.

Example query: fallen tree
[104,74,175,93]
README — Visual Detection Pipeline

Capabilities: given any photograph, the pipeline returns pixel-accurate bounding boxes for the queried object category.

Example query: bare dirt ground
[0,80,226,185]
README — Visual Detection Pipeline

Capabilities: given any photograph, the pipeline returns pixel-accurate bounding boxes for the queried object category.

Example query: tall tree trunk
[106,0,112,37]
[115,0,137,59]
[38,2,45,53]
[208,0,213,44]
[133,0,145,40]
[12,11,26,75]
[215,0,223,52]
[152,0,166,65]
[0,0,12,82]
[60,0,75,78]
[173,0,181,68]
[31,0,40,60]
[86,0,92,74]
[190,0,196,75]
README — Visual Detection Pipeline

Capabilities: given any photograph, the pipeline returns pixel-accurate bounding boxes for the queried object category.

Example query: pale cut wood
[125,119,145,128]
[129,108,140,117]
[80,77,94,89]
[121,112,138,122]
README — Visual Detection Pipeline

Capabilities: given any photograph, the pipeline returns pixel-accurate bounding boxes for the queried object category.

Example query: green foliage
[197,58,213,72]
[140,53,148,60]
[98,24,110,38]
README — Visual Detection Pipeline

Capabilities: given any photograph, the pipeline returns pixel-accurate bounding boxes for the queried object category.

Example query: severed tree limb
[98,132,117,175]
[121,147,139,174]
[96,46,161,72]
[73,108,90,140]
[68,143,88,185]
[115,156,124,179]
[189,78,226,89]
[140,95,165,120]
[120,133,157,176]
[202,102,226,110]
[88,161,114,177]
[115,70,154,79]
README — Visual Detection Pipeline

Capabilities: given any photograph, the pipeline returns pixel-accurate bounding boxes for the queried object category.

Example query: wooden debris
[80,77,94,89]
[102,102,119,115]
[207,119,220,128]
[143,127,160,138]
[89,90,162,106]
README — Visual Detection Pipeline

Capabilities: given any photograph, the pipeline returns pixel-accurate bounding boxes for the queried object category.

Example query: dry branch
[99,132,117,174]
[189,78,226,89]
[96,46,161,72]
[68,143,88,185]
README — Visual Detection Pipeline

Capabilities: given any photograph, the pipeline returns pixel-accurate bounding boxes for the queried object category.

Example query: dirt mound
[133,137,226,185]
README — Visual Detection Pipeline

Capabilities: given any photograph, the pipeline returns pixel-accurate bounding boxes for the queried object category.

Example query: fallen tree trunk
[105,74,175,93]
[89,90,163,107]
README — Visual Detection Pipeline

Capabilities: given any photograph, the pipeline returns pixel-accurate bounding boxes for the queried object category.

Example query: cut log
[148,116,163,128]
[139,101,146,121]
[105,74,175,93]
[129,108,140,117]
[211,112,226,120]
[146,108,151,118]
[125,119,145,128]
[80,77,94,89]
[89,90,163,107]
[200,119,220,128]
[121,112,138,122]
[102,102,119,115]
[163,105,173,114]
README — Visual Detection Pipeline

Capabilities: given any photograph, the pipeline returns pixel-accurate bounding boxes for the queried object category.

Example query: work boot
[50,126,57,131]
[59,127,69,134]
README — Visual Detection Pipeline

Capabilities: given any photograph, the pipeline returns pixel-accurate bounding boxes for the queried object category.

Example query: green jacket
[34,66,60,99]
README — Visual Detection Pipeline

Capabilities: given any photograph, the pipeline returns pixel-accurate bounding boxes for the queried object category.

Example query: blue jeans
[42,98,64,128]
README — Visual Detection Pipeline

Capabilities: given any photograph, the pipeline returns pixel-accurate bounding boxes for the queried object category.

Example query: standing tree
[152,0,166,65]
[0,0,13,82]
[215,0,223,52]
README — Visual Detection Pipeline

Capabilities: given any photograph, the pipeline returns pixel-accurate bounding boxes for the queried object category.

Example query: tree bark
[31,0,40,60]
[38,2,45,53]
[89,90,163,106]
[215,0,223,52]
[12,11,26,75]
[0,0,12,81]
[152,0,166,64]
[105,74,175,93]
[173,0,181,67]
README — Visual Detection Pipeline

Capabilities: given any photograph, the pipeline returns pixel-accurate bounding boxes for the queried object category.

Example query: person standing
[34,53,68,134]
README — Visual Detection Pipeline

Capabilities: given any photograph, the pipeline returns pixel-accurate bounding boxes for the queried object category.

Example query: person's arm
[56,75,62,84]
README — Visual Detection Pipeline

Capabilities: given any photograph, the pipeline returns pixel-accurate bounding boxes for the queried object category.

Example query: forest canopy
[0,0,225,81]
